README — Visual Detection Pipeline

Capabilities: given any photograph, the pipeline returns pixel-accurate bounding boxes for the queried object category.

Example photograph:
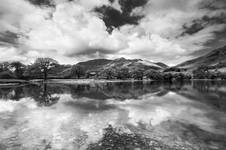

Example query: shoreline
[46,79,152,84]
[0,79,151,86]
[0,79,30,84]
[0,78,225,85]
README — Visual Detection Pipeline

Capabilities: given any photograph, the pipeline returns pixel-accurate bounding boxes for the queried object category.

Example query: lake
[0,80,226,150]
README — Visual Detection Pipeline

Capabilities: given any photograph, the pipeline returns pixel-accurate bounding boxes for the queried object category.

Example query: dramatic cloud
[0,31,19,46]
[94,0,148,32]
[0,0,225,65]
[26,0,55,7]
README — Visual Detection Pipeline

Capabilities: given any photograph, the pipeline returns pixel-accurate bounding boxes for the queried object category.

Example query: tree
[33,58,58,80]
[131,70,143,80]
[116,68,130,80]
[192,65,209,79]
[220,73,226,80]
[102,68,115,79]
[70,65,85,79]
[37,83,60,106]
[0,62,10,72]
[9,61,26,79]
[163,67,181,72]
[0,62,16,79]
[163,73,173,81]
[145,70,162,80]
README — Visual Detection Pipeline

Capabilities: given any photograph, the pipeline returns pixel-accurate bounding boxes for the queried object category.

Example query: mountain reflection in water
[0,80,226,150]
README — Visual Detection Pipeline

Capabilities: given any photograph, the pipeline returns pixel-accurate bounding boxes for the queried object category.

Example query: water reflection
[0,81,225,150]
[0,82,166,102]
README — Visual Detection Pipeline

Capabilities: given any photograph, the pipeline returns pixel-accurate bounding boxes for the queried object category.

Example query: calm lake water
[0,80,226,150]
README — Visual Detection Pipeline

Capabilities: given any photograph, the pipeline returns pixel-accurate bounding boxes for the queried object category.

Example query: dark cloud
[108,0,115,3]
[191,28,226,57]
[94,6,142,33]
[179,0,226,37]
[205,28,226,47]
[181,14,226,36]
[94,0,148,33]
[0,31,19,46]
[179,0,226,58]
[202,14,226,24]
[199,0,226,11]
[118,0,148,15]
[181,20,206,36]
[26,0,55,7]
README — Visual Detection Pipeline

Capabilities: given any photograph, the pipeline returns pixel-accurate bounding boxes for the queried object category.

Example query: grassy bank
[0,79,30,84]
[46,79,152,84]
[0,79,151,85]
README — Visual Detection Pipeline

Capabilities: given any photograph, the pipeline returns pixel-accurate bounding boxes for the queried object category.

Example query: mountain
[176,46,226,70]
[76,59,112,71]
[76,57,168,72]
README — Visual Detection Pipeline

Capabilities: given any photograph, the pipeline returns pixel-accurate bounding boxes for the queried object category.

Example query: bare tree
[33,58,58,80]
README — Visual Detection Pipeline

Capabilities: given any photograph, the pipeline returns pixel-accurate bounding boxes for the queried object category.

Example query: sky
[0,0,226,65]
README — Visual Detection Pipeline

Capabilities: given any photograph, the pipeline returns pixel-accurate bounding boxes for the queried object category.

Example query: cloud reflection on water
[0,81,226,149]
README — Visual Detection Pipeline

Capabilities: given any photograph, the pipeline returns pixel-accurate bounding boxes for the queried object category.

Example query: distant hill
[0,58,168,79]
[176,46,226,70]
[76,59,112,71]
[76,57,168,72]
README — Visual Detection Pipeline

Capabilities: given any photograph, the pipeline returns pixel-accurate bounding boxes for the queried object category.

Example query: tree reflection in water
[0,80,226,149]
[35,83,60,106]
[0,80,226,109]
[0,83,59,106]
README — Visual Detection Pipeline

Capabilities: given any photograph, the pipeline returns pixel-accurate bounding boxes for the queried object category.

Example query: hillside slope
[176,46,226,70]
[76,59,112,71]
[76,57,168,72]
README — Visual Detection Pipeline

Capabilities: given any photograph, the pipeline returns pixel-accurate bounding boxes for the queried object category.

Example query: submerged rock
[86,125,191,150]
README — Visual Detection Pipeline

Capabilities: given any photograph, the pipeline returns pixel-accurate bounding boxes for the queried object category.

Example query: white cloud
[0,0,225,65]
[0,47,27,62]
[177,24,226,51]
[17,1,126,63]
[106,91,226,134]
[0,92,226,149]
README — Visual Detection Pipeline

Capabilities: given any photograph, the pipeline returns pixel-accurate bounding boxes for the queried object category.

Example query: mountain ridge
[75,57,169,72]
[176,46,226,70]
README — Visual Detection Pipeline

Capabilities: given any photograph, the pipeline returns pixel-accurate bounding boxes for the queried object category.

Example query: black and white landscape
[0,0,226,150]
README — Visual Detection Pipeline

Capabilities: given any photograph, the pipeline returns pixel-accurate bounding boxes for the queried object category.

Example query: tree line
[0,57,226,81]
[0,58,59,80]
[192,65,226,80]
